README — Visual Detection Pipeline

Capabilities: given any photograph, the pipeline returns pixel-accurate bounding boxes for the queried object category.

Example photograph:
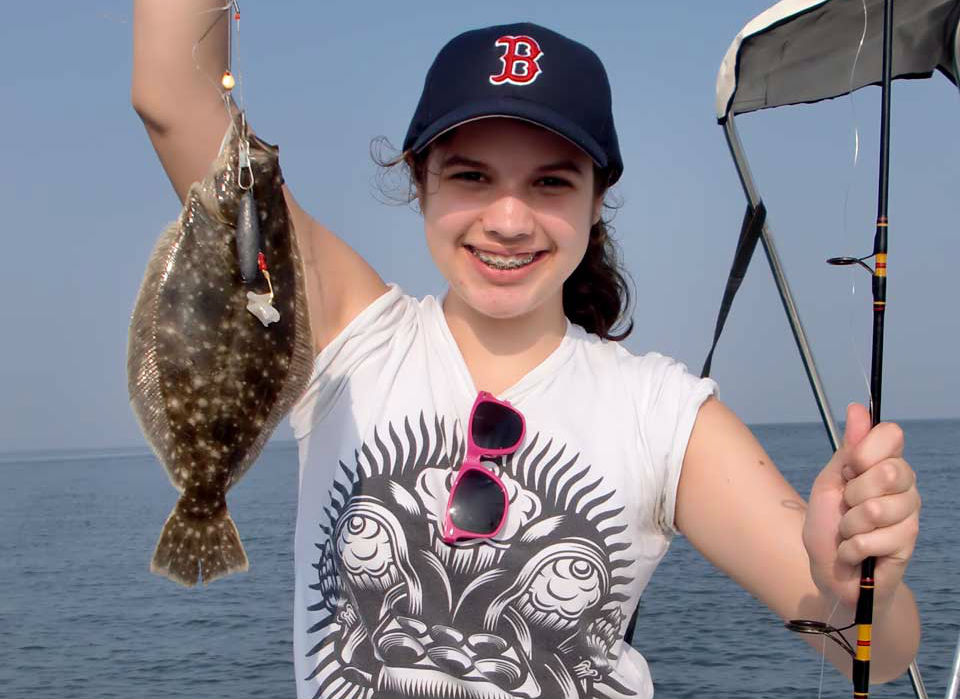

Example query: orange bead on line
[221,71,236,91]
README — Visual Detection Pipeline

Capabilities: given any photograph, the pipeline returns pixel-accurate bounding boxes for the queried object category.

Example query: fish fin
[150,496,249,587]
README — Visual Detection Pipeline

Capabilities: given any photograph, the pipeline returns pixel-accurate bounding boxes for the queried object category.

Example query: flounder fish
[128,116,313,586]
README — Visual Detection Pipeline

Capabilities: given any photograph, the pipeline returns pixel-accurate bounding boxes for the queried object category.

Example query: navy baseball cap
[403,23,623,184]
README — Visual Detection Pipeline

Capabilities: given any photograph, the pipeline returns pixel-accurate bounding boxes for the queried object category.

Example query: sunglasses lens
[472,402,523,450]
[450,469,506,535]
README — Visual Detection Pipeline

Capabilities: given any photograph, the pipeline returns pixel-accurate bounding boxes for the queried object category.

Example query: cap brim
[408,97,610,171]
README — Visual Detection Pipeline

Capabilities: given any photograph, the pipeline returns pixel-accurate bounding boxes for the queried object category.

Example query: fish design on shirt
[127,116,313,586]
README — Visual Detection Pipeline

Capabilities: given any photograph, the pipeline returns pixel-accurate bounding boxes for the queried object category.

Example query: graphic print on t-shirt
[304,412,638,699]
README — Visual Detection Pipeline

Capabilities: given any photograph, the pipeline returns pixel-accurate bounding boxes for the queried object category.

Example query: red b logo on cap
[489,35,544,86]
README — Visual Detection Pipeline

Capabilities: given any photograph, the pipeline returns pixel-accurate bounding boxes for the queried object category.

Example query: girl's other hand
[803,403,921,612]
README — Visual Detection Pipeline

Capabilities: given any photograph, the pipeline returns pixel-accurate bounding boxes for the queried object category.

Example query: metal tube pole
[946,630,960,699]
[945,42,960,699]
[945,53,960,699]
[722,116,841,450]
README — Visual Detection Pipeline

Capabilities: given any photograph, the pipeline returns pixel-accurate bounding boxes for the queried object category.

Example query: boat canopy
[716,0,960,121]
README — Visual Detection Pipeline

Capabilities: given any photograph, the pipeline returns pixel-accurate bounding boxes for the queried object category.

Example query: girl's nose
[480,195,534,240]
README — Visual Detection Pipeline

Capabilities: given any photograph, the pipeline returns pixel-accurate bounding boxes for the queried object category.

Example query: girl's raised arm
[131,0,388,353]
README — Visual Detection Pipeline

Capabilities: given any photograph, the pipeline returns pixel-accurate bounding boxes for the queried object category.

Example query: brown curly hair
[373,136,634,341]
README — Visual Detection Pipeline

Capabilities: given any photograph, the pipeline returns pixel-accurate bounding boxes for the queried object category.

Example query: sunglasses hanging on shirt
[442,391,525,543]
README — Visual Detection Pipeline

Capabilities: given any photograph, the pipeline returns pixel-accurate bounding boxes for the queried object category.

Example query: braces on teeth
[471,248,537,269]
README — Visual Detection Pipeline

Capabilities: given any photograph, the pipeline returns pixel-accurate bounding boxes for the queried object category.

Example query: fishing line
[191,4,232,99]
[807,3,869,684]
[192,2,254,192]
[191,3,246,120]
[840,0,874,407]
[228,2,248,122]
[816,598,844,699]
[791,4,872,685]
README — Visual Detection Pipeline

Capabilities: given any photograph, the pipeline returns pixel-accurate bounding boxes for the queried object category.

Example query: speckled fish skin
[128,117,313,586]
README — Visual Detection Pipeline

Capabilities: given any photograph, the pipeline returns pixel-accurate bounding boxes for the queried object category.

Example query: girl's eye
[536,176,572,188]
[450,170,487,183]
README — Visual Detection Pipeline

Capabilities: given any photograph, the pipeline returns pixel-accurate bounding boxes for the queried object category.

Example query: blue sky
[2,1,958,451]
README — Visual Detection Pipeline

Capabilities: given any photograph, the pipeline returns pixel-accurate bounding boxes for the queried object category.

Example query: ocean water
[0,420,956,698]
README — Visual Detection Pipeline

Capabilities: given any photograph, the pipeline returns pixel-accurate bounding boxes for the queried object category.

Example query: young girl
[132,3,921,698]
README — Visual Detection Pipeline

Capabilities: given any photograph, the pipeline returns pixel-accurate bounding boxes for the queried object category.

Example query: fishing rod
[821,0,894,695]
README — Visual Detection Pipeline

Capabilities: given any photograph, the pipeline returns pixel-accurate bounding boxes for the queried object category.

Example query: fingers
[843,456,916,507]
[843,420,905,478]
[835,418,919,567]
[839,488,922,539]
[836,514,919,567]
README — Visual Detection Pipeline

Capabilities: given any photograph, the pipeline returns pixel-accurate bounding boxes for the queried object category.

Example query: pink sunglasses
[441,391,526,544]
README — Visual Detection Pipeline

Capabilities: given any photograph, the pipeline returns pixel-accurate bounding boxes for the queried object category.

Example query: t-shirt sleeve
[636,353,718,536]
[288,283,412,439]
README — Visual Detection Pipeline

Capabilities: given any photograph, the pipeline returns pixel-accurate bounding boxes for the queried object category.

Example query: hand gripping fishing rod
[789,1,895,696]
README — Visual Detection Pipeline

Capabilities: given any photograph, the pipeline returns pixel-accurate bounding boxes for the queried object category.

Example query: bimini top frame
[707,2,960,698]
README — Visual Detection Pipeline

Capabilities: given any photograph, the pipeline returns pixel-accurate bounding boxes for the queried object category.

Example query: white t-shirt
[289,284,716,699]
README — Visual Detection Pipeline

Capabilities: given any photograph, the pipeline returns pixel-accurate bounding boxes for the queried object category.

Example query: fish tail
[150,495,249,587]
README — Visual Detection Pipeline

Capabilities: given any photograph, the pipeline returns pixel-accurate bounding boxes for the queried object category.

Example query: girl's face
[420,118,602,324]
